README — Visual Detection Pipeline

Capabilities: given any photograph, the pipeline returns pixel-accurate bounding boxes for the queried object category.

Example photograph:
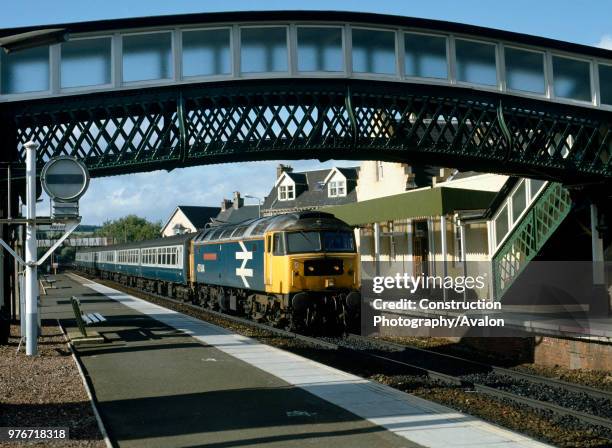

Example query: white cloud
[597,35,612,50]
[35,159,360,225]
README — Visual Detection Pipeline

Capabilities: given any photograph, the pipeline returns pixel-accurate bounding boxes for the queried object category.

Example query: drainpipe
[373,222,381,277]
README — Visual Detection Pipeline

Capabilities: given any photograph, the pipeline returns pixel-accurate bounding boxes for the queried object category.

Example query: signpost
[0,143,90,356]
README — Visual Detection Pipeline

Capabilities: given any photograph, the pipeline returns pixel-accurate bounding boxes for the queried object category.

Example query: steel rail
[347,333,612,402]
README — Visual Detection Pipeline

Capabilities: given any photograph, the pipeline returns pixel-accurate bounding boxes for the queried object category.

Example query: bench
[42,275,57,288]
[40,276,57,295]
[69,297,106,344]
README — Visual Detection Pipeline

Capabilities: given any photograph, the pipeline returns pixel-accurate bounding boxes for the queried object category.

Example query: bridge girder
[2,79,611,185]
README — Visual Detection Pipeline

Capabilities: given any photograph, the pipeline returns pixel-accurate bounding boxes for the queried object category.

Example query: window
[328,180,346,197]
[1,46,49,94]
[352,28,396,75]
[529,179,546,200]
[454,221,464,264]
[240,27,288,73]
[273,233,285,255]
[511,181,527,223]
[504,47,545,94]
[122,32,172,82]
[61,38,112,88]
[322,231,355,252]
[552,56,591,101]
[404,33,447,79]
[286,231,321,253]
[495,206,509,246]
[182,29,231,77]
[297,27,343,72]
[455,39,497,86]
[278,184,295,201]
[599,64,612,105]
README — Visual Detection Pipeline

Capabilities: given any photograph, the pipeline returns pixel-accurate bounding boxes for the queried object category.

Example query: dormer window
[328,180,346,197]
[279,184,295,200]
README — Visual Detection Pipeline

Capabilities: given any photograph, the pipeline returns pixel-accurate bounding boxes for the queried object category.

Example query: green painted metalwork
[2,80,612,182]
[492,182,573,299]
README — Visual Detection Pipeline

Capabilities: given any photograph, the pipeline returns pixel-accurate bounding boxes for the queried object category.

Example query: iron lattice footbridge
[1,11,611,185]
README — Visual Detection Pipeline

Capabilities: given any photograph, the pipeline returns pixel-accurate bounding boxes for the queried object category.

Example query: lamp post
[24,142,38,356]
[244,195,263,218]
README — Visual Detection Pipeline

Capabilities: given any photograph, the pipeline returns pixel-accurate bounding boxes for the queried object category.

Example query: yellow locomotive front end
[263,213,361,332]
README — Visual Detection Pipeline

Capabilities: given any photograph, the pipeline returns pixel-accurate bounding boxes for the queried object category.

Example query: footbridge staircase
[490,180,573,300]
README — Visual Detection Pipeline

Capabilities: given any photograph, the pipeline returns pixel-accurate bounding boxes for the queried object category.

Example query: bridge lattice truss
[7,81,612,183]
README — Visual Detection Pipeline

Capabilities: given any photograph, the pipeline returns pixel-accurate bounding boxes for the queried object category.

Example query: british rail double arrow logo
[235,241,253,287]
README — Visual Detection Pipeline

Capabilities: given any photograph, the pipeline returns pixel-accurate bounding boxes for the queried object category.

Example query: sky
[3,0,612,225]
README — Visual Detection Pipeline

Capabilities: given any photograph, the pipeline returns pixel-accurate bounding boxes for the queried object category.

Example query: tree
[95,215,161,243]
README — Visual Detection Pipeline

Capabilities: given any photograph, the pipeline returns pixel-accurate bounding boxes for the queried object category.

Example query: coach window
[122,32,172,83]
[552,55,591,102]
[455,39,497,86]
[504,47,545,94]
[273,233,285,255]
[404,33,448,79]
[61,37,112,88]
[240,27,288,73]
[352,28,396,75]
[297,27,343,72]
[1,46,49,94]
[182,29,231,78]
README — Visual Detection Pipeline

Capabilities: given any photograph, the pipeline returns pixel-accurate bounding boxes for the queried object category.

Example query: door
[413,220,429,277]
[264,234,273,286]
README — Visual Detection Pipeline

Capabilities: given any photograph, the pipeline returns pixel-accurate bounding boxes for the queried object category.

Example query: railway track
[333,334,612,432]
[70,272,612,438]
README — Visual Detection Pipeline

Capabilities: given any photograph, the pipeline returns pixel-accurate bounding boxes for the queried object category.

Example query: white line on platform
[67,273,552,448]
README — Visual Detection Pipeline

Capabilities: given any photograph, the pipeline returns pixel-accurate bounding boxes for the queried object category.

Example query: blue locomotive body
[193,239,265,292]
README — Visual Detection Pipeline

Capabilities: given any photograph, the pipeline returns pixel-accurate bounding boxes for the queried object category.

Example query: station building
[328,167,504,300]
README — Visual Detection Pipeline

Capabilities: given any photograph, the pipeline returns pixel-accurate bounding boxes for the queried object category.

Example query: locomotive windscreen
[286,231,355,253]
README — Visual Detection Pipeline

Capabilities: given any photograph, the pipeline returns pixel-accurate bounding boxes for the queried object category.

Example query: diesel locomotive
[75,211,361,331]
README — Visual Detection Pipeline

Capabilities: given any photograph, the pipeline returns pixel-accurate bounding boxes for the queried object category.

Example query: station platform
[42,274,551,448]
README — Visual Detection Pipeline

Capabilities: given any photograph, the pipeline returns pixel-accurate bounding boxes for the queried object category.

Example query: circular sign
[41,156,90,201]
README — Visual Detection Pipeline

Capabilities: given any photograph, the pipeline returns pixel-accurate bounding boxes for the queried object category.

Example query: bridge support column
[590,203,610,316]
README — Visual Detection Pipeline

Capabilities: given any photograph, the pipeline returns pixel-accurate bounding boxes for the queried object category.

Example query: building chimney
[233,191,244,209]
[221,199,232,211]
[276,163,293,179]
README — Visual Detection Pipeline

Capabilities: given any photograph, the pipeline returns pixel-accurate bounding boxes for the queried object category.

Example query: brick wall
[532,337,612,371]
